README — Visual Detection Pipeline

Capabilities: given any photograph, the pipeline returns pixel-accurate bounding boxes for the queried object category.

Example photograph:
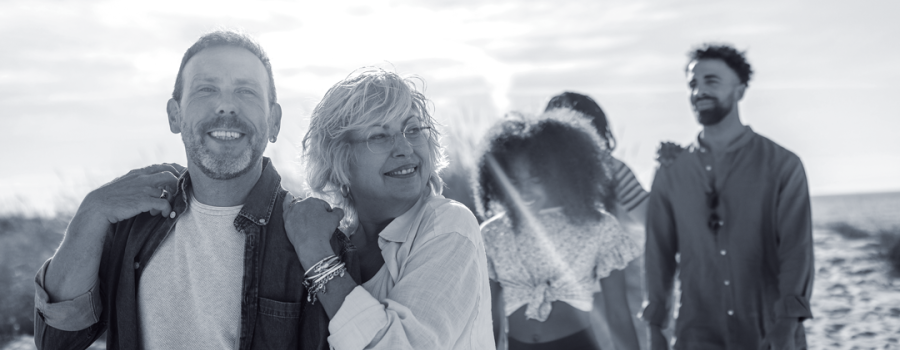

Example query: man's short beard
[695,97,734,126]
[187,140,261,180]
[182,116,265,180]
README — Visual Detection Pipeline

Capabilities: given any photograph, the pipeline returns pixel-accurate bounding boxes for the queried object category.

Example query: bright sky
[2,0,899,215]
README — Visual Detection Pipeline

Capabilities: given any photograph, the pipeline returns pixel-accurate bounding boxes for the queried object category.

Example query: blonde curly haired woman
[282,67,494,350]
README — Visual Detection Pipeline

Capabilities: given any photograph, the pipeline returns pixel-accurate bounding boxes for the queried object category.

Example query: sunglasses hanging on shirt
[707,188,723,232]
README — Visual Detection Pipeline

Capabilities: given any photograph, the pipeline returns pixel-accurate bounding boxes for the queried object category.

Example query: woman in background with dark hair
[476,110,641,350]
[545,92,648,223]
[545,92,651,349]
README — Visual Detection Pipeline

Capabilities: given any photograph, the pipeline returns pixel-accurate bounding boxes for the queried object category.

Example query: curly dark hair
[545,92,616,151]
[474,115,615,230]
[686,43,753,85]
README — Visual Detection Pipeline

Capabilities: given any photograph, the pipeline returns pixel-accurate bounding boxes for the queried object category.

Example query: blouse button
[727,310,734,316]
[720,249,727,256]
[705,165,712,171]
[724,280,730,286]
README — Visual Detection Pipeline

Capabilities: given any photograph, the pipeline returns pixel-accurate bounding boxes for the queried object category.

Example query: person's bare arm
[600,269,640,350]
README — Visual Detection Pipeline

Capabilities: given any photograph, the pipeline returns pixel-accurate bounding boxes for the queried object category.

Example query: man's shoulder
[655,141,688,168]
[749,132,804,167]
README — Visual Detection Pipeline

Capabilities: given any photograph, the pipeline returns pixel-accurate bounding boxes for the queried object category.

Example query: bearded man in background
[641,43,814,350]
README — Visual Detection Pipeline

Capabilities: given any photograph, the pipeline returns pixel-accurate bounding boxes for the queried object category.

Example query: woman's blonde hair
[302,67,448,231]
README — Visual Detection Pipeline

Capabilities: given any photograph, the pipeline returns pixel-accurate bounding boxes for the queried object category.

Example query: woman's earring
[269,135,277,143]
[340,184,350,198]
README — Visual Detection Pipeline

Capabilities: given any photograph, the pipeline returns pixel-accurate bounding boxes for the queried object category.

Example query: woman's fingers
[282,194,295,214]
[330,207,345,221]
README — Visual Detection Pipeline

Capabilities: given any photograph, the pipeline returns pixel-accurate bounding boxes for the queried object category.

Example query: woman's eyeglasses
[707,189,723,232]
[356,125,432,154]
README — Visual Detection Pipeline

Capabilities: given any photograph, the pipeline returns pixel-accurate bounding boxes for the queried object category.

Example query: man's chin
[195,161,254,180]
[698,115,725,126]
[696,109,729,126]
[190,150,260,180]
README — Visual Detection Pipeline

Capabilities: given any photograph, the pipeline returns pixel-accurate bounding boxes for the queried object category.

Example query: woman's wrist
[295,245,336,270]
[302,254,348,304]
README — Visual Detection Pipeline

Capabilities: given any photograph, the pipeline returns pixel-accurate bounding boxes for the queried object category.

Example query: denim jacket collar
[170,157,283,229]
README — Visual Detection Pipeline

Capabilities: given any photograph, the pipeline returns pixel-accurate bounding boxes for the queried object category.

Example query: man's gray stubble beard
[183,130,264,180]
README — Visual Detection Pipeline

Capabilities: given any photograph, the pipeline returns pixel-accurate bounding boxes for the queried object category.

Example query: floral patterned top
[481,207,641,322]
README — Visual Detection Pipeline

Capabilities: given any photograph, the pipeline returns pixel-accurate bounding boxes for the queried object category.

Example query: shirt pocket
[253,297,302,349]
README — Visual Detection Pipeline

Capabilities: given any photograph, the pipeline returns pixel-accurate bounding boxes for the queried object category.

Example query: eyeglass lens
[365,125,430,154]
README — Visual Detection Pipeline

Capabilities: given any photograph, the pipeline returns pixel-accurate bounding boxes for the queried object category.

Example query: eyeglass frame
[349,124,433,154]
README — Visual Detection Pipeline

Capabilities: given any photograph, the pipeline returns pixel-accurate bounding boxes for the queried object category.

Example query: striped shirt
[610,157,648,212]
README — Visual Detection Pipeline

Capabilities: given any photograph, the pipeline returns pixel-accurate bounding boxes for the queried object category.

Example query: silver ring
[159,189,168,199]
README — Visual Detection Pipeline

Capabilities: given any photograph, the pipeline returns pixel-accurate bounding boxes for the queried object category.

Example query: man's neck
[188,160,264,207]
[700,110,745,153]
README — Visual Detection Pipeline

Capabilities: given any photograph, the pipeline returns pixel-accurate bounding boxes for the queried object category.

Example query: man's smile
[694,99,717,110]
[208,130,245,141]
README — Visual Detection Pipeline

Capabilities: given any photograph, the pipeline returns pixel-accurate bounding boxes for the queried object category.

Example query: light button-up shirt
[327,193,494,350]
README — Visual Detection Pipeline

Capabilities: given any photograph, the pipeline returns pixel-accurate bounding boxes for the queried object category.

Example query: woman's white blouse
[327,193,494,350]
[481,207,641,322]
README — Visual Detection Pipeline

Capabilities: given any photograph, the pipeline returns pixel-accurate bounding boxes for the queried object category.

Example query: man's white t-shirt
[138,195,246,349]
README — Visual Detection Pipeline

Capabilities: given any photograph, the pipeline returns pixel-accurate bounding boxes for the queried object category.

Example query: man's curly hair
[473,110,616,230]
[686,43,753,86]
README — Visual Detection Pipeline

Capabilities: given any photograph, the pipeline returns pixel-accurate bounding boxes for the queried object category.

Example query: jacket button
[727,310,734,316]
[134,262,140,270]
[720,250,727,256]
[724,280,730,286]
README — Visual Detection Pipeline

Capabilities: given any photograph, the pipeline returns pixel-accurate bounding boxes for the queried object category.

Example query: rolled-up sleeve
[327,232,484,350]
[773,159,814,319]
[640,169,678,327]
[34,259,102,332]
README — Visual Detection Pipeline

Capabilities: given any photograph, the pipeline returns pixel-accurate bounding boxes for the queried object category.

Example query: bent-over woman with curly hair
[476,111,641,350]
[282,67,494,350]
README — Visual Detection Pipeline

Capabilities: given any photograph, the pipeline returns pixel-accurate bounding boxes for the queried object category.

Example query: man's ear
[268,103,282,142]
[167,99,182,134]
[736,83,747,101]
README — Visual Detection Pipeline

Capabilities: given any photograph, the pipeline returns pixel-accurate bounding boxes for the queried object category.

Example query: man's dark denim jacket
[34,158,359,350]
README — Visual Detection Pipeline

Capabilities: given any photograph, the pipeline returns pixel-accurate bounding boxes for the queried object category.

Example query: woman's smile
[384,165,418,178]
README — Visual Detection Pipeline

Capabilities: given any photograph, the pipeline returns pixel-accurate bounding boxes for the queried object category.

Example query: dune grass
[0,214,71,347]
[877,228,900,275]
[825,221,900,276]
